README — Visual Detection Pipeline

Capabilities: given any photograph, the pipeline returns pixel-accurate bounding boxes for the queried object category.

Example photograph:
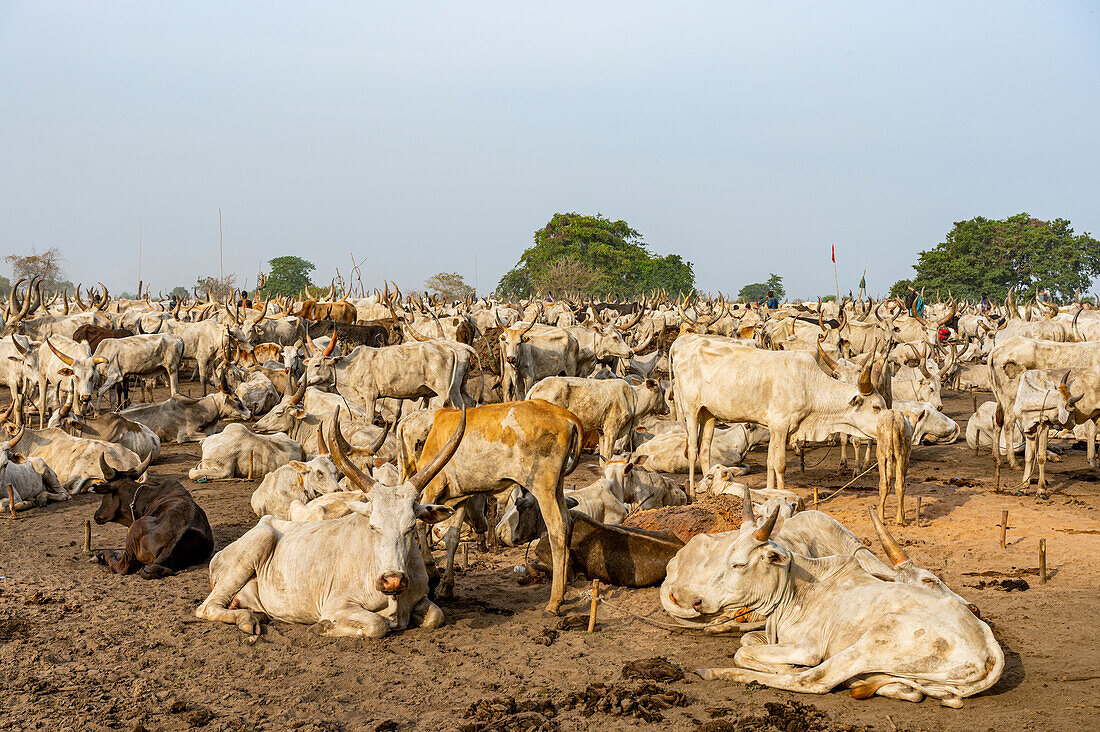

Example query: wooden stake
[463,542,469,571]
[83,519,91,553]
[587,579,599,633]
[799,445,805,473]
[1000,510,1008,549]
[972,392,977,414]
[1039,539,1047,584]
[248,450,254,480]
[813,485,819,508]
[915,497,922,526]
[7,484,16,519]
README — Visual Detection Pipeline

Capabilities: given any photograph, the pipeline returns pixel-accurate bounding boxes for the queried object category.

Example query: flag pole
[833,244,840,302]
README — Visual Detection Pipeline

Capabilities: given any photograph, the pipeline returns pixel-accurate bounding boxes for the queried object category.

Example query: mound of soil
[623,493,745,543]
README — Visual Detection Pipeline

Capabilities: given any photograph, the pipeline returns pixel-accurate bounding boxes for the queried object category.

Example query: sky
[1,2,1097,299]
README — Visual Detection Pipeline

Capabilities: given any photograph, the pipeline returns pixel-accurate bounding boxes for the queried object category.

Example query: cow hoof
[694,668,717,681]
[438,584,455,601]
[940,696,963,709]
[310,620,334,636]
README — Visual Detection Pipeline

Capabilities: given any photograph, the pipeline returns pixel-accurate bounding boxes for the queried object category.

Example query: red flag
[831,244,835,263]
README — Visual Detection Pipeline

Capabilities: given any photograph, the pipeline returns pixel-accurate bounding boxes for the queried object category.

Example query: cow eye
[922,577,936,584]
[729,562,745,569]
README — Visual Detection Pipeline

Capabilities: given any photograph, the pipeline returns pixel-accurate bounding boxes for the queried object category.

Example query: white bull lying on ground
[189,423,305,481]
[121,387,251,443]
[662,506,1001,707]
[633,423,769,474]
[195,407,465,638]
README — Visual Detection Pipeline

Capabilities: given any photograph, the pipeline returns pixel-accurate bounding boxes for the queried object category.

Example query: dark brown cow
[73,324,134,353]
[91,457,214,579]
[307,319,390,349]
[534,510,684,587]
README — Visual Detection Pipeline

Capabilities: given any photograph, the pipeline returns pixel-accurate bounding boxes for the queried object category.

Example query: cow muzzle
[377,572,408,595]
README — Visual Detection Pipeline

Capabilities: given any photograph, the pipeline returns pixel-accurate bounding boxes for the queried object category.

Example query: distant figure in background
[765,290,779,309]
[980,293,991,313]
[239,290,253,308]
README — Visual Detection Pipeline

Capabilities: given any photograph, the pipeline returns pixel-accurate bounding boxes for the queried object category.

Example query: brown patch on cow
[622,493,744,543]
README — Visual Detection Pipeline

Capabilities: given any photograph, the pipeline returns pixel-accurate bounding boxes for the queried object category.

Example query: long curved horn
[936,298,957,327]
[323,327,338,357]
[304,330,319,357]
[752,505,780,542]
[97,454,117,481]
[868,506,910,566]
[858,354,874,396]
[816,335,839,376]
[329,407,375,490]
[917,358,933,380]
[6,277,24,319]
[408,406,467,492]
[288,377,306,406]
[96,282,109,310]
[4,425,25,450]
[742,484,755,525]
[73,282,87,311]
[365,421,388,456]
[255,300,267,324]
[316,421,330,456]
[46,338,76,366]
[0,402,15,426]
[135,317,145,335]
[404,317,434,342]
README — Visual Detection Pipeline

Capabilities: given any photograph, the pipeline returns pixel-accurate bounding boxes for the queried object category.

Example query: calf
[91,457,214,579]
[527,376,668,459]
[875,410,913,526]
[48,396,162,462]
[250,429,341,518]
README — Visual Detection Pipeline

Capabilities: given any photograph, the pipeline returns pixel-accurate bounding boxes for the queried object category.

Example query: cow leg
[894,442,908,526]
[1036,427,1050,499]
[877,443,891,521]
[697,643,863,694]
[1087,420,1097,469]
[533,478,572,616]
[167,366,179,397]
[766,425,791,492]
[839,435,849,473]
[1020,431,1036,491]
[699,411,717,475]
[439,503,466,599]
[96,547,140,575]
[409,595,445,630]
[195,523,277,634]
[682,407,701,502]
[312,604,391,639]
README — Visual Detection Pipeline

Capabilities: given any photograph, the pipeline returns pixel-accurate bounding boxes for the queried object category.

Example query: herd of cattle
[4,277,1099,709]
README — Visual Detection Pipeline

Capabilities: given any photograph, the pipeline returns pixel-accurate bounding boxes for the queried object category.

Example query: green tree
[907,214,1100,302]
[259,256,315,297]
[888,278,913,299]
[425,272,475,301]
[169,286,189,300]
[737,273,785,303]
[496,213,694,299]
[195,274,237,302]
[0,276,10,297]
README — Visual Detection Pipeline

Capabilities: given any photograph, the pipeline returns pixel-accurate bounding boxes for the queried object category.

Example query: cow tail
[563,415,583,477]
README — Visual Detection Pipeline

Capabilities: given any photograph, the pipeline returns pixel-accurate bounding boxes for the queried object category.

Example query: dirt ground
[1,388,1098,731]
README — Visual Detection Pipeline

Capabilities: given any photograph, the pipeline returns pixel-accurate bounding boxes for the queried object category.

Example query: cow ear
[645,378,657,389]
[521,336,531,343]
[764,548,785,564]
[632,455,649,468]
[416,504,455,524]
[292,409,307,420]
[7,356,21,361]
[848,395,863,407]
[564,496,579,509]
[289,460,308,472]
[57,368,74,376]
[90,481,114,494]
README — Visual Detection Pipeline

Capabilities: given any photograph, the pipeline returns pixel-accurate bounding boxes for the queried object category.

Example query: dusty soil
[1,388,1098,731]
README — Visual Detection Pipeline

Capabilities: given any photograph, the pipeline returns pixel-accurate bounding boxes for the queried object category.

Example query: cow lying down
[0,427,68,513]
[196,408,466,638]
[92,455,214,579]
[529,509,684,587]
[662,505,1002,707]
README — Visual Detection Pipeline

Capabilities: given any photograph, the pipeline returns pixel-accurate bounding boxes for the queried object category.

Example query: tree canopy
[259,256,315,297]
[899,214,1100,302]
[737,273,785,303]
[425,272,475,301]
[5,247,71,292]
[195,274,237,302]
[496,213,694,299]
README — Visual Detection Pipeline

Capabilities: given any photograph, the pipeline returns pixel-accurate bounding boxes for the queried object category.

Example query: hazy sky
[2,2,1097,298]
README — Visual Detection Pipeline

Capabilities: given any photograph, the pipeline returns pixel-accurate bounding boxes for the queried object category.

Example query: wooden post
[972,392,977,414]
[915,497,922,526]
[799,445,805,473]
[83,519,91,553]
[463,542,469,571]
[813,485,819,509]
[1039,539,1047,584]
[7,484,16,519]
[247,450,254,480]
[587,579,599,633]
[1000,510,1008,549]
